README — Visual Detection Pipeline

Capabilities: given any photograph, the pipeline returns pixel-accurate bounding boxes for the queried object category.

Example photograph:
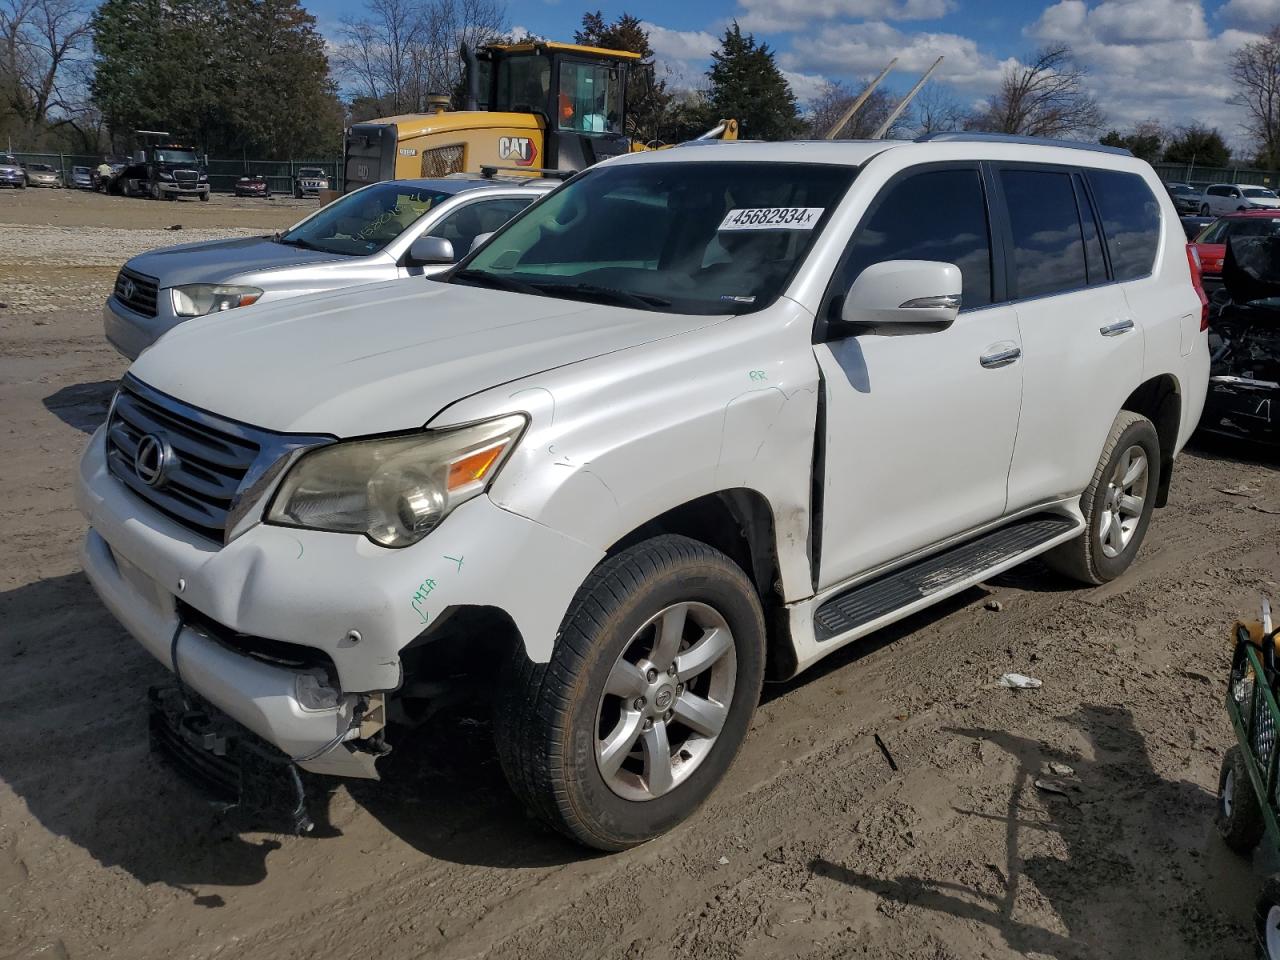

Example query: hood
[1249,197,1280,208]
[126,236,350,287]
[129,277,725,436]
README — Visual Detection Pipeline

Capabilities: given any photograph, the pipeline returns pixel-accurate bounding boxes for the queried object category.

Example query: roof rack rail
[914,132,1132,157]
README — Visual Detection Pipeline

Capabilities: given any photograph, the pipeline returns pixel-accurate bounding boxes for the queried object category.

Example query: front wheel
[1200,203,1211,215]
[1258,877,1280,959]
[494,535,766,850]
[1218,745,1265,853]
[1045,410,1160,584]
[199,191,210,202]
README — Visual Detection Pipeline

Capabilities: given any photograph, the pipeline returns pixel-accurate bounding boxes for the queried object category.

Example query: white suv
[1200,182,1280,216]
[76,134,1209,849]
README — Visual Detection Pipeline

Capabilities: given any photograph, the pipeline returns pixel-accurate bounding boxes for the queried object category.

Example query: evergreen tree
[704,22,799,142]
[1163,123,1231,167]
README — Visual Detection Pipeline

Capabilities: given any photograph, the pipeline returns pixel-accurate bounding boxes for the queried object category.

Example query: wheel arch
[1121,373,1181,508]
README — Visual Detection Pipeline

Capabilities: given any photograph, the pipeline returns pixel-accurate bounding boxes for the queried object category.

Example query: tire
[294,186,302,199]
[149,182,161,201]
[1218,745,1265,853]
[1200,203,1211,215]
[1044,410,1160,584]
[200,191,210,202]
[1257,876,1280,959]
[493,534,766,850]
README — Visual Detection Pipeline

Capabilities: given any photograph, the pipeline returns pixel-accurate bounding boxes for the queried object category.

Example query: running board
[814,514,1079,641]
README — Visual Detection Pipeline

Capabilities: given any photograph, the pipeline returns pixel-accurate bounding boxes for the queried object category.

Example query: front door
[816,165,1023,590]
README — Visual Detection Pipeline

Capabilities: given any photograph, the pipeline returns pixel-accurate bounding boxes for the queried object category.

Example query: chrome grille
[114,267,159,317]
[106,381,261,540]
[420,144,465,178]
[174,168,198,185]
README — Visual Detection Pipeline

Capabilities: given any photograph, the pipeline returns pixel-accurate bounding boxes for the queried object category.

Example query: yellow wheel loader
[343,40,738,192]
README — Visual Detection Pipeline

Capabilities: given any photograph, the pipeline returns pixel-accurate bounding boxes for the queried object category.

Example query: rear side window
[1087,170,1160,281]
[1000,169,1087,299]
[833,167,993,311]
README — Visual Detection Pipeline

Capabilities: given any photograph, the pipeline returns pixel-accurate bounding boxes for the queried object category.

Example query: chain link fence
[5,151,343,194]
[1152,162,1280,189]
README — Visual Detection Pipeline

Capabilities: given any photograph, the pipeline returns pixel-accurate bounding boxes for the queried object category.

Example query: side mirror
[834,260,962,333]
[469,231,494,253]
[406,235,456,267]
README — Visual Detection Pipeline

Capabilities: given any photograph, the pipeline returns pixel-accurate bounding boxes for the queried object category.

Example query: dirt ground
[2,189,1280,960]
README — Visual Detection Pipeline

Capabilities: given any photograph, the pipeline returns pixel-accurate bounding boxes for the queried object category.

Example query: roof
[366,176,555,195]
[485,40,643,61]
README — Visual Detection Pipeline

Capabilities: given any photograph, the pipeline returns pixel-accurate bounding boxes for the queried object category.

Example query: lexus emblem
[119,276,136,301]
[134,433,174,488]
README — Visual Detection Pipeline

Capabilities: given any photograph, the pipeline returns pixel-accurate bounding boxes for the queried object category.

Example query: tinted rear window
[1087,170,1160,281]
[1000,169,1087,299]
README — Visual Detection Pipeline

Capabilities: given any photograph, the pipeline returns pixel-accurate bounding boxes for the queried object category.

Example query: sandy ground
[2,190,1280,960]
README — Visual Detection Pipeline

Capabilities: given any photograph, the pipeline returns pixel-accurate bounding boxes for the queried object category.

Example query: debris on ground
[873,733,899,771]
[985,599,1004,612]
[999,673,1043,689]
[1034,778,1072,797]
[1048,761,1075,777]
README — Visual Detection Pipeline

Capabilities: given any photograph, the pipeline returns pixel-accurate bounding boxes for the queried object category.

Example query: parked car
[233,175,271,198]
[0,153,24,188]
[24,162,61,188]
[1201,235,1280,446]
[1181,215,1214,241]
[1188,210,1280,290]
[103,175,554,358]
[69,165,94,190]
[293,166,330,198]
[1166,181,1201,214]
[1200,183,1280,216]
[77,135,1208,850]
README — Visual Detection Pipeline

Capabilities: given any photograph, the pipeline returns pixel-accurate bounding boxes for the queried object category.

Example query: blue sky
[305,0,1280,146]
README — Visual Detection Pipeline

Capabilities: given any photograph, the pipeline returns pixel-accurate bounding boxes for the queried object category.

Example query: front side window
[1086,169,1160,281]
[494,53,551,114]
[557,60,622,134]
[278,183,454,256]
[455,161,856,315]
[1001,169,1088,299]
[428,197,534,257]
[831,167,993,312]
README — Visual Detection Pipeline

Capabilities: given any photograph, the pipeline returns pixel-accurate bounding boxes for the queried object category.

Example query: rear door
[997,165,1145,510]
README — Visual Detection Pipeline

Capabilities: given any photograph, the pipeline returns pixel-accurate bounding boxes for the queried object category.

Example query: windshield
[155,149,199,165]
[30,164,53,172]
[1200,216,1280,243]
[278,182,454,256]
[558,59,622,134]
[1243,187,1278,198]
[1168,184,1196,196]
[453,161,856,315]
[494,53,550,112]
[299,168,326,177]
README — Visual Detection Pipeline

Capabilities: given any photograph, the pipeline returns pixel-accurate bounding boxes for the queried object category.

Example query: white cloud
[737,0,953,33]
[1221,0,1280,29]
[641,22,721,89]
[1029,1,1262,140]
[780,20,1011,96]
[782,69,831,105]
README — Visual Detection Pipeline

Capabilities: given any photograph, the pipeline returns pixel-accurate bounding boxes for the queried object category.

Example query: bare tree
[0,0,90,138]
[806,79,903,140]
[333,0,505,116]
[912,83,965,135]
[968,43,1104,139]
[1230,27,1280,170]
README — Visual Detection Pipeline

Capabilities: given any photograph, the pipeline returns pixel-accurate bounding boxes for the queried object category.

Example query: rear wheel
[494,535,766,850]
[1045,411,1160,584]
[1257,876,1280,959]
[1218,745,1266,853]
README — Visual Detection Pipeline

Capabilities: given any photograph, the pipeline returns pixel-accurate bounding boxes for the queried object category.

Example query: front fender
[429,304,821,602]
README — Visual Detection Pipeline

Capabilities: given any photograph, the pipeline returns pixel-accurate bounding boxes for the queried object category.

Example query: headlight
[266,415,527,547]
[198,173,208,182]
[171,284,263,317]
[159,171,174,180]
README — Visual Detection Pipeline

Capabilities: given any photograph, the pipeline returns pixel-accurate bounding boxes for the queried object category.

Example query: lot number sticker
[719,207,824,230]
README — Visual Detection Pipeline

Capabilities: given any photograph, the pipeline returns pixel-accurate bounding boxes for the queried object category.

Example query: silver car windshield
[276,183,454,256]
[451,161,857,315]
[1244,187,1278,198]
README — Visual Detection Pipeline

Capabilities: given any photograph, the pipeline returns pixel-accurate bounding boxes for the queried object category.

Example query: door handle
[1100,318,1135,337]
[980,346,1022,368]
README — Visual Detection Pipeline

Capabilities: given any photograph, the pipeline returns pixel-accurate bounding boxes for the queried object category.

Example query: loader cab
[476,42,639,173]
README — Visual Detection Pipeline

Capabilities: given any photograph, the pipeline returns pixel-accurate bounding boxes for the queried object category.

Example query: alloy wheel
[1098,444,1149,559]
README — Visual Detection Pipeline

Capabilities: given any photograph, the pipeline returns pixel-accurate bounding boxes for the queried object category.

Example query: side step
[814,514,1078,641]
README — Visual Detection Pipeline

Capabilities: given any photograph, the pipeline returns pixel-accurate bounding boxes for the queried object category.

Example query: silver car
[104,176,555,359]
[0,153,24,188]
[24,162,62,187]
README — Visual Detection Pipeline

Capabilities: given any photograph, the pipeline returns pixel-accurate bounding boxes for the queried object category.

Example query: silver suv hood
[129,276,725,436]
[127,236,350,286]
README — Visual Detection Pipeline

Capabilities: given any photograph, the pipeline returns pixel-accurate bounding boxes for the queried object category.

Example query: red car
[233,175,272,198]
[1190,209,1280,285]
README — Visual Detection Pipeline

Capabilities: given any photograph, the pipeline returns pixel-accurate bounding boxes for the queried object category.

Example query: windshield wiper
[450,269,544,296]
[274,234,317,250]
[533,282,672,311]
